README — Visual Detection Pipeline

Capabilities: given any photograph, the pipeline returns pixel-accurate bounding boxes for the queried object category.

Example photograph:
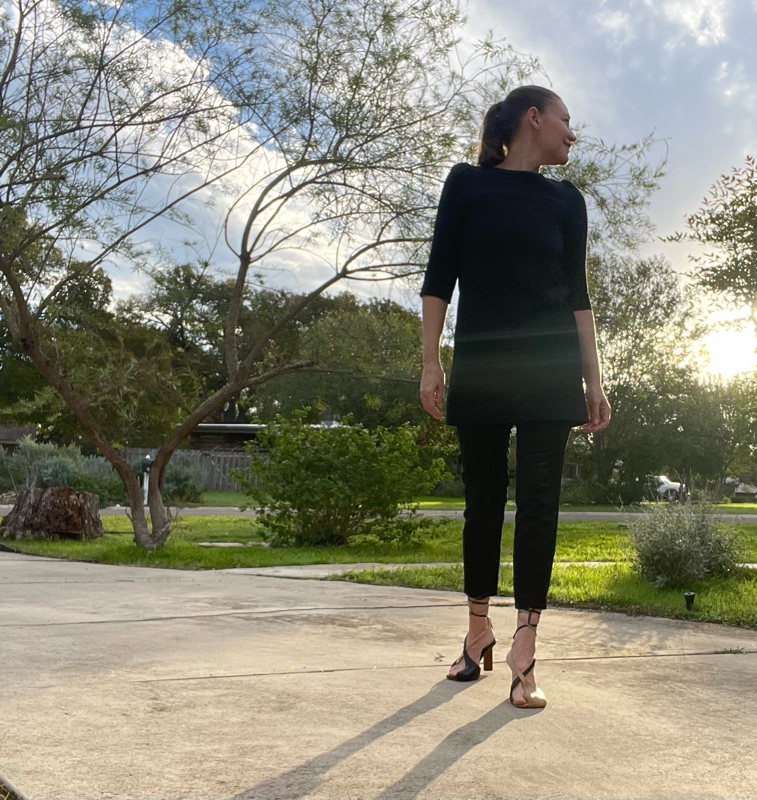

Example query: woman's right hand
[420,363,446,420]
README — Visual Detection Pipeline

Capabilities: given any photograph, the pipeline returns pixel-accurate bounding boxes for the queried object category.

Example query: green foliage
[233,412,449,546]
[0,438,125,505]
[248,293,435,428]
[559,482,596,505]
[431,478,465,497]
[665,155,757,309]
[627,497,742,588]
[161,453,205,504]
[1,439,207,504]
[585,253,717,502]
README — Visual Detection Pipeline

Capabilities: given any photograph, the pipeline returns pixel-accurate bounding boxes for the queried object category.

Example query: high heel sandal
[446,599,496,682]
[505,609,547,708]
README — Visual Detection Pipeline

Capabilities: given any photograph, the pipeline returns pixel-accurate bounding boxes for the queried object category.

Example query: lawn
[197,493,629,512]
[195,491,250,507]
[5,517,633,567]
[332,562,757,629]
[9,515,757,629]
[195,492,757,515]
[9,516,757,568]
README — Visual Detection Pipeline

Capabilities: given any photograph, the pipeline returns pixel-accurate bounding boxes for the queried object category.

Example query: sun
[702,327,757,380]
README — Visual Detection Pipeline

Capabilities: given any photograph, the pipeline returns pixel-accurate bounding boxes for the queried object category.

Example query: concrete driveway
[2,550,757,799]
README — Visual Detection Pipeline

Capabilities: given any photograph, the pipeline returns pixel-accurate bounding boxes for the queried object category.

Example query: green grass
[10,517,757,570]
[9,518,632,568]
[332,562,757,628]
[187,492,757,516]
[196,491,250,507]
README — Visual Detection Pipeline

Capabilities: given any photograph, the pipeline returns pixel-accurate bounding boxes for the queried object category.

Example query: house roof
[0,425,35,443]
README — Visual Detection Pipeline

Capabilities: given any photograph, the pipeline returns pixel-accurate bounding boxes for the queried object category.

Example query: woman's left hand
[582,384,611,432]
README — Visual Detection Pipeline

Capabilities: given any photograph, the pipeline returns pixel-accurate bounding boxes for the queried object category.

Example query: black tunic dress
[420,162,591,427]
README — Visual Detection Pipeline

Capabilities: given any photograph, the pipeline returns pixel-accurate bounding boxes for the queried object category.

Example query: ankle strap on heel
[468,598,490,618]
[514,608,541,638]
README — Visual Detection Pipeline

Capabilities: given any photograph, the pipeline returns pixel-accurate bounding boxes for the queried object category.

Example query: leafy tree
[700,374,757,484]
[0,0,667,546]
[250,294,431,427]
[665,155,757,319]
[578,254,709,502]
[1,264,199,446]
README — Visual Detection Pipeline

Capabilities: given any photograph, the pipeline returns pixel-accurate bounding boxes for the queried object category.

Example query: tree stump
[0,487,104,541]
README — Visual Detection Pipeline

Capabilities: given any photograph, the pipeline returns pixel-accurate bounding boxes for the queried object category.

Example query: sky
[95,0,757,375]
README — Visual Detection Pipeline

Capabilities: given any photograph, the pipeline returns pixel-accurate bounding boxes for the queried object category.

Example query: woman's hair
[477,85,561,168]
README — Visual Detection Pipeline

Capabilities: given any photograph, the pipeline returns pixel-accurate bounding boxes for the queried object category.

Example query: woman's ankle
[467,596,490,635]
[516,607,542,628]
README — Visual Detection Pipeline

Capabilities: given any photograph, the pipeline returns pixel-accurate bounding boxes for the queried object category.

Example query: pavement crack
[0,602,466,628]
[118,648,755,683]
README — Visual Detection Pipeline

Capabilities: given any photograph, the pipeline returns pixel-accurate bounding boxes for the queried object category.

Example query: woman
[419,86,611,708]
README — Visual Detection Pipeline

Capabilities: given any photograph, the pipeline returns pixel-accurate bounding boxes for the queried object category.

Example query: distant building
[0,425,36,452]
[187,420,345,451]
[187,423,265,451]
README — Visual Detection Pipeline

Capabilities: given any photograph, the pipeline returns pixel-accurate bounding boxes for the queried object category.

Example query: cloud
[591,0,734,54]
[715,59,757,111]
[593,8,636,46]
[657,0,730,47]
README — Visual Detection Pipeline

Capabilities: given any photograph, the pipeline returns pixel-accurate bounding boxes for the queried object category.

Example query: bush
[559,482,596,505]
[78,457,126,505]
[0,439,126,505]
[431,478,465,497]
[233,413,449,546]
[627,497,742,588]
[163,453,205,503]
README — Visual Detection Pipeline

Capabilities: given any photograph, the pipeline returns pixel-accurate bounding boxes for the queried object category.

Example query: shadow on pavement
[230,678,519,799]
[373,699,525,799]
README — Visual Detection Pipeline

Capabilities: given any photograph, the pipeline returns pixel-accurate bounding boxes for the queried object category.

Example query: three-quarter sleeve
[419,163,468,303]
[560,180,592,311]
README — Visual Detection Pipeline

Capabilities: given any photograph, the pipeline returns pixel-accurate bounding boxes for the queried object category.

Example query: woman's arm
[420,295,449,420]
[574,309,611,432]
[418,164,467,420]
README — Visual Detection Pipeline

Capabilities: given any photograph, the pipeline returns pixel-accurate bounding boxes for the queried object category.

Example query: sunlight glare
[702,327,757,379]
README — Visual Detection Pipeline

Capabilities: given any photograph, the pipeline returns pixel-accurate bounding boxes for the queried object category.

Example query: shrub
[163,454,205,503]
[77,457,126,505]
[0,440,127,505]
[432,478,465,497]
[559,482,595,505]
[0,448,16,492]
[627,497,742,588]
[233,413,449,546]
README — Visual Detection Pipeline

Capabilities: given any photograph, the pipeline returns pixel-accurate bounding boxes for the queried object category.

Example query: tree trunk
[1,487,104,541]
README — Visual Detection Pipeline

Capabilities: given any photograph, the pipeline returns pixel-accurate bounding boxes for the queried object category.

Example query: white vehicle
[644,474,686,502]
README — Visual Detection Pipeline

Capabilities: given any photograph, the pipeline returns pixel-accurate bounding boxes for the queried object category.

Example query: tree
[250,294,430,427]
[664,155,757,319]
[579,253,710,502]
[698,374,757,484]
[0,0,666,546]
[1,263,200,446]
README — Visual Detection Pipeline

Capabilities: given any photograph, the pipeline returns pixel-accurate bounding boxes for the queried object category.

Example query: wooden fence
[119,448,254,492]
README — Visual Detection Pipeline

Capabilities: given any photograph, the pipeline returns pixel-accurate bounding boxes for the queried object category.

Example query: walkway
[2,550,756,799]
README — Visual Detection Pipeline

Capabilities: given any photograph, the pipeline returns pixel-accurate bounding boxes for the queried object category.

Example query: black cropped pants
[456,421,573,609]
